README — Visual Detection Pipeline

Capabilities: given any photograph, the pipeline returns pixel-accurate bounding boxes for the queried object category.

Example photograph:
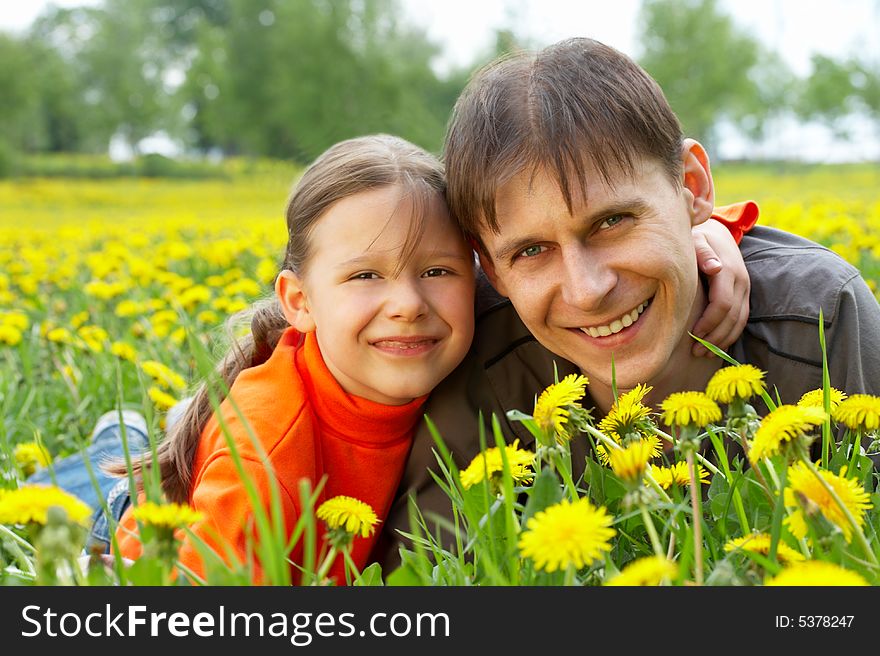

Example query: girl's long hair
[107,134,446,503]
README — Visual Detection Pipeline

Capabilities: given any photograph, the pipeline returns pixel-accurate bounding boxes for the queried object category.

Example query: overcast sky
[2,0,878,160]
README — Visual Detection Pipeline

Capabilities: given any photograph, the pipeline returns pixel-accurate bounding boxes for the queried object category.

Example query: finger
[693,232,722,276]
[700,297,748,353]
[692,274,734,340]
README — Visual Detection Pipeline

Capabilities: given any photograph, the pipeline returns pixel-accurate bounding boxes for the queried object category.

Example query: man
[374,37,880,569]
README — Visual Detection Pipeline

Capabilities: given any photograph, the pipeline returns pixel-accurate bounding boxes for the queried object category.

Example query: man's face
[480,156,709,395]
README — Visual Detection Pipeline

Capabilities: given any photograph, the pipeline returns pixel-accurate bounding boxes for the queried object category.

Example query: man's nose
[559,246,616,310]
[386,279,429,321]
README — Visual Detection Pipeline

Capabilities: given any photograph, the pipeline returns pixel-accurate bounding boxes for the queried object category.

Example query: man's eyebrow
[491,198,653,263]
[492,235,545,264]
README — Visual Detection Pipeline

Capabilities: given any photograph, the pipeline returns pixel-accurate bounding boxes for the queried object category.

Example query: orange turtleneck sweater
[114,328,426,584]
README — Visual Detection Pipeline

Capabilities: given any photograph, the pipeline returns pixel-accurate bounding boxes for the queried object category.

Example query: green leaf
[385,562,423,586]
[353,562,384,586]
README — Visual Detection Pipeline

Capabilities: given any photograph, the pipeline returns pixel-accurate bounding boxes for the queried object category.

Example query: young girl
[111,134,476,584]
[105,134,754,585]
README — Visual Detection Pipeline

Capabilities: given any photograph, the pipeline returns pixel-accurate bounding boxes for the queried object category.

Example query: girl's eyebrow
[336,250,469,270]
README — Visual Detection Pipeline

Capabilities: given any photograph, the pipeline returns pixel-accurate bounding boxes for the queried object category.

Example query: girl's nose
[386,279,429,321]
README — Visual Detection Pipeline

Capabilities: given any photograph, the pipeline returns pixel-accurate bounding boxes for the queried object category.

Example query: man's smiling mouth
[578,298,652,338]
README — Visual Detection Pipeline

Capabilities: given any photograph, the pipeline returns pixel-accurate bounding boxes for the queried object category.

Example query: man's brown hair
[444,37,684,244]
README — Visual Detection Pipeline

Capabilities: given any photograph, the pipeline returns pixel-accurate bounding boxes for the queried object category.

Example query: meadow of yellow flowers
[0,160,878,586]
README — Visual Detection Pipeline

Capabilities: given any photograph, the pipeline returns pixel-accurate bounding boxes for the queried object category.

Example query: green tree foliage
[206,0,451,160]
[13,0,464,162]
[799,54,880,137]
[637,0,792,148]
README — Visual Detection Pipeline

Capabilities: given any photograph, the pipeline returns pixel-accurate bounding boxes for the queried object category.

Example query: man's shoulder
[741,225,861,324]
[733,224,880,401]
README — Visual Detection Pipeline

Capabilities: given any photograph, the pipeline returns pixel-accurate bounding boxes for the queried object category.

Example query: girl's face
[278,184,475,405]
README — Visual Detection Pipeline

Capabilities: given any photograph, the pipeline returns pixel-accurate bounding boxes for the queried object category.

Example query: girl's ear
[275,269,316,333]
[681,138,715,227]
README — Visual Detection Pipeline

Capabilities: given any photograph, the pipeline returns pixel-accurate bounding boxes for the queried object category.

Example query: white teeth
[580,300,649,338]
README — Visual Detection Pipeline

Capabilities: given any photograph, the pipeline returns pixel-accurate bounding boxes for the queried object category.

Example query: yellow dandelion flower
[148,386,178,411]
[14,442,52,477]
[597,384,653,440]
[70,311,90,329]
[140,360,187,391]
[750,405,828,462]
[608,439,655,483]
[256,258,279,285]
[78,325,109,352]
[176,285,212,310]
[225,298,249,314]
[783,461,871,543]
[832,394,880,432]
[649,461,710,489]
[705,364,766,404]
[115,299,146,318]
[316,496,379,538]
[0,310,29,330]
[133,501,204,530]
[459,440,535,490]
[765,560,868,586]
[533,374,589,441]
[0,485,92,526]
[0,324,22,346]
[196,310,219,324]
[724,532,805,565]
[595,435,663,467]
[518,497,616,572]
[605,555,677,586]
[223,278,262,298]
[660,391,722,428]
[110,341,138,362]
[46,327,75,344]
[797,387,847,410]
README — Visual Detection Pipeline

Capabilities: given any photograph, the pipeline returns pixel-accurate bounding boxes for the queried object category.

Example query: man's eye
[423,268,449,278]
[599,214,625,229]
[517,244,545,258]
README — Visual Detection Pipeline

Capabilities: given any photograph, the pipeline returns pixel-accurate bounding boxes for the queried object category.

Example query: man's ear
[681,138,715,227]
[476,245,509,298]
[275,269,316,333]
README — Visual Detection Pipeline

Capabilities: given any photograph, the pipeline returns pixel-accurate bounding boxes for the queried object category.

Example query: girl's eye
[517,244,545,259]
[351,272,379,280]
[423,268,449,278]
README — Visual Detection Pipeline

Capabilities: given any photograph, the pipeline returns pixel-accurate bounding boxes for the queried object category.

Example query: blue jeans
[27,419,148,512]
[28,400,191,555]
[27,417,149,554]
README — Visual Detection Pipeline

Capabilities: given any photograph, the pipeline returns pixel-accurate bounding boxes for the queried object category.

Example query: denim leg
[27,415,149,511]
[85,478,133,555]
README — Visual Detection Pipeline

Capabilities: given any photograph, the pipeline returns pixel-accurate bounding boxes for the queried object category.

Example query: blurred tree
[30,2,173,154]
[213,0,451,161]
[0,33,41,152]
[0,30,90,156]
[799,53,879,145]
[798,54,860,135]
[12,0,469,161]
[636,0,792,150]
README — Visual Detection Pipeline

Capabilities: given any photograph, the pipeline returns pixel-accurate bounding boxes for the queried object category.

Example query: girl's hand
[691,219,750,357]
